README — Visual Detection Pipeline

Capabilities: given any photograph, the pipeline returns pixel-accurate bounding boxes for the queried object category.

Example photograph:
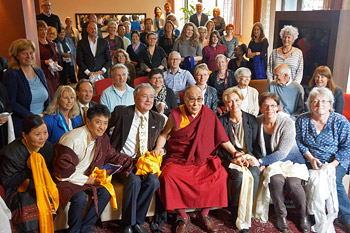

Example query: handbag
[9,189,39,232]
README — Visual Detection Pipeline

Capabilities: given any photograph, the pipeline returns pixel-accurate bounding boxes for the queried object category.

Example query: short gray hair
[280,25,299,41]
[306,87,334,112]
[275,63,291,78]
[234,67,251,79]
[215,54,227,63]
[133,83,156,97]
[108,63,129,79]
[169,51,181,59]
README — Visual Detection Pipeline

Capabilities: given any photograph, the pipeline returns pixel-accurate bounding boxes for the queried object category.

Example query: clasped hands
[230,152,259,167]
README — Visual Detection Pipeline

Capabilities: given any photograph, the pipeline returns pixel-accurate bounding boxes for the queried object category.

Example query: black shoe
[123,225,133,233]
[134,224,149,233]
[241,228,250,233]
[300,216,311,232]
[276,217,288,232]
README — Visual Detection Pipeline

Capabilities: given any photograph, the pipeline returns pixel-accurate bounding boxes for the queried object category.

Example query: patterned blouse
[295,112,350,170]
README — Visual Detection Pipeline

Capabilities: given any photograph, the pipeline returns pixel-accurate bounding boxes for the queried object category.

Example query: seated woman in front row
[0,115,57,232]
[256,92,310,233]
[296,87,350,232]
[43,85,83,144]
[218,86,261,232]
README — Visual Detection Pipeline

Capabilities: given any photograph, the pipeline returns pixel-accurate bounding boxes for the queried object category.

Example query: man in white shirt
[76,22,112,80]
[53,104,134,233]
[76,79,96,124]
[109,83,165,233]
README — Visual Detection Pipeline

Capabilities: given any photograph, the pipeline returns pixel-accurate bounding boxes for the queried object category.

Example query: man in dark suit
[109,83,165,233]
[76,22,112,80]
[76,79,96,124]
[189,2,209,27]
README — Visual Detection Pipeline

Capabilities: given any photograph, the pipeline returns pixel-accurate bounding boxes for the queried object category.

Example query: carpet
[57,206,348,232]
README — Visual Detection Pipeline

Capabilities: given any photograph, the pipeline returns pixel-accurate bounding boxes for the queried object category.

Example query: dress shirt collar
[135,107,150,122]
[78,101,89,108]
[168,67,183,75]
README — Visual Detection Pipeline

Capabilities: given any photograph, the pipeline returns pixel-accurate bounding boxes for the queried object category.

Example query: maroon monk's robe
[158,105,229,211]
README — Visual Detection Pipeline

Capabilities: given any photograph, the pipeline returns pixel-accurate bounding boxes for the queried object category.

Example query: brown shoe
[200,215,219,233]
[176,216,191,233]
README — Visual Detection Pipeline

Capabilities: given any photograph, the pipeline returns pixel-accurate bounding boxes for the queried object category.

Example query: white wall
[240,0,254,44]
[50,0,166,27]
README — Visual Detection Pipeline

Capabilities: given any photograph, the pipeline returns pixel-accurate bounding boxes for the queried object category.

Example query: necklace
[282,46,292,54]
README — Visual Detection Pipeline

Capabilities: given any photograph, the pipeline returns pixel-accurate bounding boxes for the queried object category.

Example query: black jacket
[218,111,261,167]
[76,37,112,80]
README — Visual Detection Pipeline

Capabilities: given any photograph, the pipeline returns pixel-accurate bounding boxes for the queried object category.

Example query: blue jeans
[336,165,350,224]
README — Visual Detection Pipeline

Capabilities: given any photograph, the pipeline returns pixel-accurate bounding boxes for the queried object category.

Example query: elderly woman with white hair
[234,67,259,116]
[296,87,350,232]
[208,54,238,107]
[267,25,304,84]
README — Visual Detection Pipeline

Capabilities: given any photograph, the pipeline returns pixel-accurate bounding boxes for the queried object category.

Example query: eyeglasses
[42,4,51,7]
[311,100,331,105]
[185,96,203,103]
[262,104,277,109]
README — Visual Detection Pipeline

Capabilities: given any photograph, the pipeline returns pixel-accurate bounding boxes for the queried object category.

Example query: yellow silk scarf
[89,167,118,209]
[30,152,59,233]
[135,151,163,177]
[177,105,191,130]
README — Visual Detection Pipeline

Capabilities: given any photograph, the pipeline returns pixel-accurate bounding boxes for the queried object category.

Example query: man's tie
[82,107,88,124]
[137,115,147,157]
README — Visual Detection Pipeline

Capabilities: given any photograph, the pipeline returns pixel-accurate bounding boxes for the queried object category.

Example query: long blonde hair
[178,22,199,47]
[44,85,80,118]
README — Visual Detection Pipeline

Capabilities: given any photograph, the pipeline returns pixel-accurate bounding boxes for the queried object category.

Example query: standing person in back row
[76,22,112,80]
[189,2,209,27]
[36,0,62,34]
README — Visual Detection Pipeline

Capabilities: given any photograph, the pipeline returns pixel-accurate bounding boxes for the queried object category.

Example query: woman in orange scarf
[0,115,56,232]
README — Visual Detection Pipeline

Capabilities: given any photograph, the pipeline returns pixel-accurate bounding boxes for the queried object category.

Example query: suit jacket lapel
[121,107,135,147]
[148,111,157,150]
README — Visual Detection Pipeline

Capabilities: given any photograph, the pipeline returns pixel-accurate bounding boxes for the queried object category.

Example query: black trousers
[59,63,76,85]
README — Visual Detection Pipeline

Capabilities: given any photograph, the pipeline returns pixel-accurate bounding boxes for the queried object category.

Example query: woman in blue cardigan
[43,85,83,144]
[3,39,50,137]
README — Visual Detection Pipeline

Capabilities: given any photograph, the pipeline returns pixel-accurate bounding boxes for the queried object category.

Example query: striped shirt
[267,48,304,84]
